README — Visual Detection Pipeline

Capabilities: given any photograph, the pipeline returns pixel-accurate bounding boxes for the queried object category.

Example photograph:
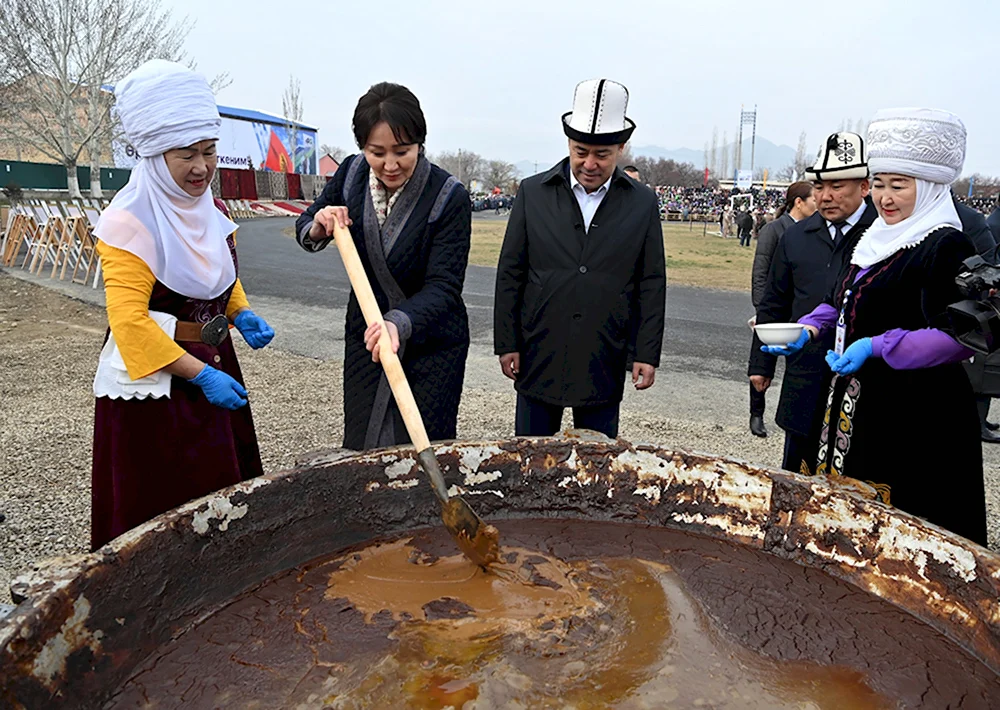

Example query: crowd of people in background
[957,194,997,213]
[655,185,786,218]
[469,176,1000,233]
[470,192,514,213]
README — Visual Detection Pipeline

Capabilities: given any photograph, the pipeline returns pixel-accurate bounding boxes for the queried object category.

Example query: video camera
[948,255,1000,354]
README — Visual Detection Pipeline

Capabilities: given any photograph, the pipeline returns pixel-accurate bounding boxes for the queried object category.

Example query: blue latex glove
[826,338,873,375]
[189,366,248,410]
[234,310,274,349]
[761,328,810,356]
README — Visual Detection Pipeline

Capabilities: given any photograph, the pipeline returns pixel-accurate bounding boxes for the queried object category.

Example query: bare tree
[629,156,703,187]
[0,0,191,198]
[208,72,232,95]
[434,150,483,186]
[484,159,517,191]
[83,0,189,196]
[709,126,718,176]
[281,75,303,174]
[775,164,796,182]
[793,131,812,179]
[619,142,633,166]
[954,173,1000,199]
[320,144,347,162]
[720,131,729,178]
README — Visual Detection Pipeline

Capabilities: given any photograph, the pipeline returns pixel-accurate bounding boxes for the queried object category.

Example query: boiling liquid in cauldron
[106,521,1000,709]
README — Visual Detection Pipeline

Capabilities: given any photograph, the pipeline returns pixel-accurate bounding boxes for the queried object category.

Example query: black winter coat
[953,200,1000,396]
[751,212,794,308]
[295,154,471,450]
[954,198,996,261]
[987,207,1000,251]
[494,160,666,407]
[748,202,878,436]
[818,227,985,544]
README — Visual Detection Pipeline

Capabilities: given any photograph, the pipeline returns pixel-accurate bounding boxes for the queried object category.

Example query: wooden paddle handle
[331,223,431,451]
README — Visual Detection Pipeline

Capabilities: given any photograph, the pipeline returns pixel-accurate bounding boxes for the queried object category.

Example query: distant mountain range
[514,137,796,179]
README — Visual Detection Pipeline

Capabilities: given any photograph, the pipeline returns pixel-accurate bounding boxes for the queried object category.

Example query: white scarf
[851,179,960,269]
[95,156,237,300]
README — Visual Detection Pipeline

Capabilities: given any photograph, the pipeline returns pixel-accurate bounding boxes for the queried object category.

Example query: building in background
[112,104,318,175]
[318,153,340,177]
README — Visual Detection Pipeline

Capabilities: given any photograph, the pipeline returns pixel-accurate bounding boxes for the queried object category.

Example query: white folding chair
[25,205,58,272]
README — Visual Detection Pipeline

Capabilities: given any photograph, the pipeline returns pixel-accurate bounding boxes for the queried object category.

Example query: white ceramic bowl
[754,322,805,346]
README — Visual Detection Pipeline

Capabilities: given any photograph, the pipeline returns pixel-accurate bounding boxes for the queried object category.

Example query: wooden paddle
[331,223,499,567]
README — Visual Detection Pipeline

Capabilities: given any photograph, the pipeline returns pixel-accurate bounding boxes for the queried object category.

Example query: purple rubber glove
[189,365,248,410]
[826,338,873,375]
[761,328,810,356]
[234,310,274,349]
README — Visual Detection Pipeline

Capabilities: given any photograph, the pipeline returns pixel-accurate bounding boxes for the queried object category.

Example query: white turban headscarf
[851,108,965,269]
[95,60,237,300]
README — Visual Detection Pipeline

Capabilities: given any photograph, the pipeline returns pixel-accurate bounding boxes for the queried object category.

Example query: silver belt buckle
[200,314,229,347]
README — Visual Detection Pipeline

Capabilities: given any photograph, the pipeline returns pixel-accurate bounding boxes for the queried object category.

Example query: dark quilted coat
[295,154,471,450]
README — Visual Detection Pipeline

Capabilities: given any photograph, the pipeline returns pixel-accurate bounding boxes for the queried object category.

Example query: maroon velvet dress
[90,233,263,550]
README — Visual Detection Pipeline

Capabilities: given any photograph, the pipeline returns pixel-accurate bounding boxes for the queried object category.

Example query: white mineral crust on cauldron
[384,458,416,480]
[31,595,104,687]
[190,478,270,534]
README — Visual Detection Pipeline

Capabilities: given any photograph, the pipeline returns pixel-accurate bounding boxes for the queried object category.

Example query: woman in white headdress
[91,60,274,550]
[774,108,986,544]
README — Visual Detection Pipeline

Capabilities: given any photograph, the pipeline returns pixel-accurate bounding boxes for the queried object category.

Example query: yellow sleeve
[227,278,250,319]
[97,240,187,381]
[224,230,250,319]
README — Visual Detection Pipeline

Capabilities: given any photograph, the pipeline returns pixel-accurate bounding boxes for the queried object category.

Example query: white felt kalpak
[562,79,636,146]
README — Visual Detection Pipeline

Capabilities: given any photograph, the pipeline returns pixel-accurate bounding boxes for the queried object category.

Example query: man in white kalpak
[494,79,666,438]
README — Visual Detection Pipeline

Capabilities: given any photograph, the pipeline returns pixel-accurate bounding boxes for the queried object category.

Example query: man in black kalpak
[749,132,877,473]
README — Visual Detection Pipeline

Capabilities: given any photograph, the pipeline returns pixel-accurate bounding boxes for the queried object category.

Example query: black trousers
[782,431,818,475]
[749,382,766,417]
[977,395,992,426]
[515,394,620,439]
[739,230,752,246]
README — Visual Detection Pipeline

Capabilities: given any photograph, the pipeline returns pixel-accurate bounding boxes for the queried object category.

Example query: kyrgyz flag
[264,129,293,173]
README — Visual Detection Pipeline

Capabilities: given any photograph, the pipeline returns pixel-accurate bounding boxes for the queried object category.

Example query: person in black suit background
[987,193,1000,246]
[747,181,817,437]
[737,210,754,246]
[953,196,1000,441]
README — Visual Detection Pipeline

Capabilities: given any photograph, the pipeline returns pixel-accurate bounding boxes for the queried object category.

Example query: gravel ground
[2,268,999,607]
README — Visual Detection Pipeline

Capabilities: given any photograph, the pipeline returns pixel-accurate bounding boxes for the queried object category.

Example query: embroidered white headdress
[852,108,965,269]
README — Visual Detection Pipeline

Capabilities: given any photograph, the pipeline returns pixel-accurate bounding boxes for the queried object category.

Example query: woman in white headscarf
[766,108,986,545]
[91,60,274,550]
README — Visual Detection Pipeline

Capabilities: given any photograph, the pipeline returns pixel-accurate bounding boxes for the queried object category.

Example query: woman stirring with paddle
[296,82,472,452]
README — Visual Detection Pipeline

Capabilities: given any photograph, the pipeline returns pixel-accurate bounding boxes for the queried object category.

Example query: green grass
[471,219,753,291]
[277,215,754,292]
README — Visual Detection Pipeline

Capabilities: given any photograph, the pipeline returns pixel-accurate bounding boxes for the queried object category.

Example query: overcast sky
[168,0,996,174]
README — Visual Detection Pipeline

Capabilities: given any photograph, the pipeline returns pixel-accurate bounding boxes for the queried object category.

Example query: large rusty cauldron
[3,435,1000,708]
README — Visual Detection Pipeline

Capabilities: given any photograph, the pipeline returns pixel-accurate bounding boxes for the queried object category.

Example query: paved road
[235,217,761,382]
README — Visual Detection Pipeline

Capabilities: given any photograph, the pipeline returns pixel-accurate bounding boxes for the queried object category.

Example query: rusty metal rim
[2,435,1000,708]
